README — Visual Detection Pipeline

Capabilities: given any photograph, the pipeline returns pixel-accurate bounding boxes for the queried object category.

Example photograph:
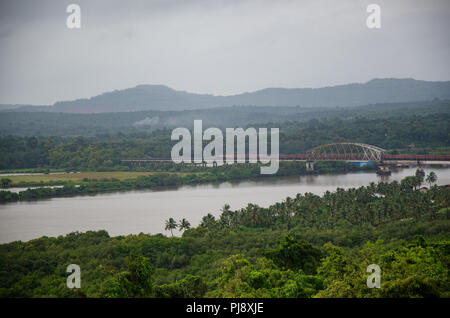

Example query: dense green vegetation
[0,99,448,137]
[0,177,448,298]
[0,112,449,171]
[0,99,448,298]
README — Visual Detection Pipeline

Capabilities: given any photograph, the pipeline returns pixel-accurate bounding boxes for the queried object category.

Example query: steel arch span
[306,143,386,161]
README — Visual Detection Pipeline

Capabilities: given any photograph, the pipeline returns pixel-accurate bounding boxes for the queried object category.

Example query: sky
[0,0,449,105]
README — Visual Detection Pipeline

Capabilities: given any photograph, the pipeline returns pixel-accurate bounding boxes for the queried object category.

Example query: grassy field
[2,171,187,185]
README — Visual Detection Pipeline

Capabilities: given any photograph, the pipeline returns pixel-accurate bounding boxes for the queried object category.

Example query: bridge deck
[121,154,450,163]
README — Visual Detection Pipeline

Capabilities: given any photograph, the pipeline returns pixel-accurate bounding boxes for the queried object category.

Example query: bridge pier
[306,160,315,173]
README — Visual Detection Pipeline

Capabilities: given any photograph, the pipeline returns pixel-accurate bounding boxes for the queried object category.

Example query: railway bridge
[121,142,450,172]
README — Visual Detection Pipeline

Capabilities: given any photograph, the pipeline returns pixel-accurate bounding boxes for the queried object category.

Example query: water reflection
[0,167,448,243]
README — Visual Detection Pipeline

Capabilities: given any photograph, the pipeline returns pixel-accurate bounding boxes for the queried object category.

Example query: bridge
[121,142,450,171]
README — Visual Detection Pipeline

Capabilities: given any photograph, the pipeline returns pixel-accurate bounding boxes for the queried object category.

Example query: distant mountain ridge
[2,78,450,113]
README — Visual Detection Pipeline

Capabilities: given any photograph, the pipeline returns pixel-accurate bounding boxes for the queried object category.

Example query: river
[0,167,449,243]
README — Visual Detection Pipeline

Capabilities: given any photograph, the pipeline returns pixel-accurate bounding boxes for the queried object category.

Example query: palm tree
[426,172,437,188]
[165,218,178,237]
[415,168,425,182]
[200,213,216,229]
[179,218,191,232]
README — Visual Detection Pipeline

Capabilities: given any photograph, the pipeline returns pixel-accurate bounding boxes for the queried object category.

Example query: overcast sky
[0,0,449,105]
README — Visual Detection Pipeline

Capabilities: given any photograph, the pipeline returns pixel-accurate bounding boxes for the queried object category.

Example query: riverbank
[0,177,448,298]
[0,161,371,203]
[1,167,448,244]
[0,170,193,188]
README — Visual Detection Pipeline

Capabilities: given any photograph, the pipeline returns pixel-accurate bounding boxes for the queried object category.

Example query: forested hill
[2,78,450,113]
[0,100,448,137]
[0,112,448,170]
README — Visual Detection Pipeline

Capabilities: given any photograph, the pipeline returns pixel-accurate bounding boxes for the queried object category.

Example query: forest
[0,112,449,171]
[0,176,448,298]
[1,99,448,137]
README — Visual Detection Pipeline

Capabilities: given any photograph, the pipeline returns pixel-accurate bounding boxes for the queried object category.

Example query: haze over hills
[1,100,448,137]
[2,78,450,114]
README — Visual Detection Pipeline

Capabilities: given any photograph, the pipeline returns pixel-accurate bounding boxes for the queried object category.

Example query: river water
[0,167,449,243]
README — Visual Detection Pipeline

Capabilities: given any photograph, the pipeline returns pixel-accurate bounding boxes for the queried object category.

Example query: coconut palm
[200,213,216,228]
[165,218,178,237]
[179,218,191,232]
[426,171,437,188]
